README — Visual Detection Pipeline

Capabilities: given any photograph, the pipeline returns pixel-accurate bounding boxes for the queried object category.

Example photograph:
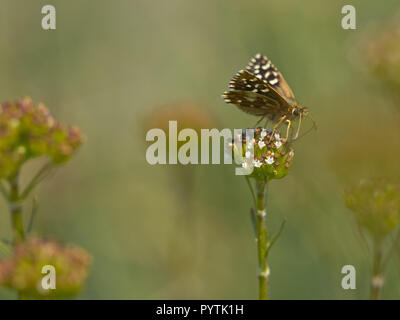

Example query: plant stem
[0,181,9,199]
[7,172,26,300]
[370,238,384,300]
[20,162,53,200]
[255,180,269,300]
[8,172,25,245]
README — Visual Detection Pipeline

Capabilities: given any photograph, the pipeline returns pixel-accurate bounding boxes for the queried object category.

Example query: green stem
[7,172,27,300]
[383,229,400,270]
[8,172,25,246]
[0,240,11,256]
[0,180,9,199]
[255,180,269,300]
[245,176,256,208]
[370,238,384,300]
[20,162,53,200]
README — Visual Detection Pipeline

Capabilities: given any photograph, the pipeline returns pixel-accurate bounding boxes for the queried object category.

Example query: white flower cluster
[241,130,287,169]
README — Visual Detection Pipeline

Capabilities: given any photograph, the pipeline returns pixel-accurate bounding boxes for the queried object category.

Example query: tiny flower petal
[254,160,262,168]
[275,140,282,148]
[265,156,274,165]
[258,141,266,149]
[261,130,267,138]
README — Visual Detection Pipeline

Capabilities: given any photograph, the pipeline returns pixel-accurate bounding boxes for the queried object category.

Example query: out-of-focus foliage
[362,10,400,98]
[144,102,215,153]
[344,178,400,239]
[0,98,83,180]
[1,0,400,300]
[0,238,91,299]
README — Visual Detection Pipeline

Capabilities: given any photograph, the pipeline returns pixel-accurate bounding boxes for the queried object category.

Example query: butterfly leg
[284,120,292,141]
[253,115,266,128]
[269,115,287,141]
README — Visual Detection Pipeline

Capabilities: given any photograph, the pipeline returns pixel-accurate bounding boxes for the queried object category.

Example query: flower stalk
[255,180,269,300]
[232,128,294,299]
[8,172,25,245]
[2,164,53,247]
[370,238,384,300]
[344,178,400,299]
[0,98,88,299]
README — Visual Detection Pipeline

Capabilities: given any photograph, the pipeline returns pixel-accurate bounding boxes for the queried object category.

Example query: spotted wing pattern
[246,54,296,103]
[222,69,289,119]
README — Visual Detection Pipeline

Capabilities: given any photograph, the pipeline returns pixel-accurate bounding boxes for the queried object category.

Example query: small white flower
[274,133,281,140]
[245,151,252,158]
[242,161,248,169]
[261,130,267,138]
[253,160,262,168]
[258,140,266,149]
[265,156,274,165]
[274,140,282,148]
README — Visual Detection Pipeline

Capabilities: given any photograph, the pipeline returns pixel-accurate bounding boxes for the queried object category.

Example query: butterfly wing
[222,69,290,119]
[246,54,297,104]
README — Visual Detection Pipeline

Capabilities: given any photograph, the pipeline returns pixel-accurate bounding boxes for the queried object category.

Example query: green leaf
[265,219,286,260]
[26,196,39,234]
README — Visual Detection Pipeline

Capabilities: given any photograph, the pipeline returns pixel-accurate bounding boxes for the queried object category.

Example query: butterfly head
[292,105,308,117]
[291,104,317,140]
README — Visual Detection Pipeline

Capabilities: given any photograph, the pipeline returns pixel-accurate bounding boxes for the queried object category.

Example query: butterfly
[222,54,311,139]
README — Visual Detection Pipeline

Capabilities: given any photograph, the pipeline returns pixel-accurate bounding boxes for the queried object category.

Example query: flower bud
[354,10,400,100]
[0,238,91,299]
[344,178,400,239]
[0,98,84,179]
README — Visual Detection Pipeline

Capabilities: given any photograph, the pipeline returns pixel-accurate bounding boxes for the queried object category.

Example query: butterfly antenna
[310,114,317,131]
[293,113,302,140]
[292,114,317,141]
[253,115,266,128]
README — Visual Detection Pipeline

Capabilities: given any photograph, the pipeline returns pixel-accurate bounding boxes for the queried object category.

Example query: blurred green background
[1,0,400,299]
